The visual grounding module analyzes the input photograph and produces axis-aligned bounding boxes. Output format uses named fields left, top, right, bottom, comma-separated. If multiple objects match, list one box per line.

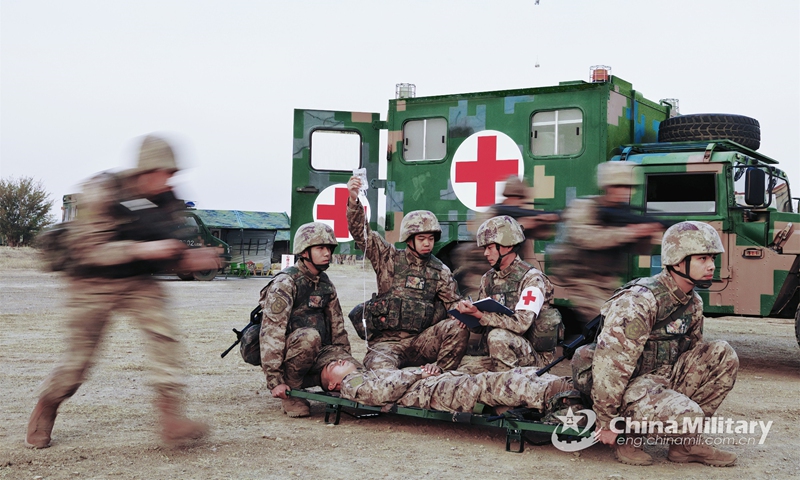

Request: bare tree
left=0, top=176, right=56, bottom=247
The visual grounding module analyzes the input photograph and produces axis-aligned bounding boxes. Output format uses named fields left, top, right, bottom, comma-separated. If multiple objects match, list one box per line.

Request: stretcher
left=287, top=389, right=592, bottom=453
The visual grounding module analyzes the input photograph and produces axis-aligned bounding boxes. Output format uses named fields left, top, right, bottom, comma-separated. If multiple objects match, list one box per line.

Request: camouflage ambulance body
left=289, top=74, right=800, bottom=342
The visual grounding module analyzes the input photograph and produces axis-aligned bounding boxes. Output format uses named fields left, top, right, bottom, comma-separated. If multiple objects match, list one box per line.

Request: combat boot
left=614, top=442, right=653, bottom=466
left=281, top=396, right=310, bottom=418
left=25, top=399, right=61, bottom=449
left=157, top=396, right=209, bottom=445
left=668, top=441, right=737, bottom=467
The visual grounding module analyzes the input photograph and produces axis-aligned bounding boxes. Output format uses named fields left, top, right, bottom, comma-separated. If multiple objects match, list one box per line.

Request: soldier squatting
left=27, top=156, right=741, bottom=468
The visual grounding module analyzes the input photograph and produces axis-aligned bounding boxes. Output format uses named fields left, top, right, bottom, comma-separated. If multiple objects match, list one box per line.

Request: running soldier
left=260, top=222, right=358, bottom=418
left=548, top=161, right=663, bottom=326
left=588, top=221, right=739, bottom=466
left=454, top=216, right=562, bottom=370
left=26, top=135, right=221, bottom=448
left=346, top=176, right=467, bottom=371
left=320, top=358, right=573, bottom=414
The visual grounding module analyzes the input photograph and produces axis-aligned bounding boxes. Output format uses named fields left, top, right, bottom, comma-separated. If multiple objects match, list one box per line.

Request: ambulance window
left=531, top=109, right=583, bottom=156
left=310, top=130, right=362, bottom=171
left=646, top=173, right=717, bottom=214
left=403, top=118, right=447, bottom=161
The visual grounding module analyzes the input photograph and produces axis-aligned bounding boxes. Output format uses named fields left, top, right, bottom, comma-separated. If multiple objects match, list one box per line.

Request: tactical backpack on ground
left=220, top=305, right=263, bottom=366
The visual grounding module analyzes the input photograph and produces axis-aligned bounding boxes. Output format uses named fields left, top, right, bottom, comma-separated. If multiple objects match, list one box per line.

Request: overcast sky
left=2, top=0, right=798, bottom=219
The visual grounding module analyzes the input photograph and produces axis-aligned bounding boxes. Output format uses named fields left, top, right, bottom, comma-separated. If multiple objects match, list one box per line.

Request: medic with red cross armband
left=454, top=216, right=563, bottom=371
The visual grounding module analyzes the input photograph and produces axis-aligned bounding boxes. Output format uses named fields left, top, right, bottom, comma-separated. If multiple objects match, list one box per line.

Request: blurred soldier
left=26, top=135, right=221, bottom=449
left=320, top=358, right=573, bottom=414
left=346, top=176, right=467, bottom=371
left=260, top=222, right=359, bottom=418
left=454, top=216, right=562, bottom=371
left=453, top=176, right=559, bottom=298
left=589, top=221, right=739, bottom=466
left=548, top=161, right=663, bottom=326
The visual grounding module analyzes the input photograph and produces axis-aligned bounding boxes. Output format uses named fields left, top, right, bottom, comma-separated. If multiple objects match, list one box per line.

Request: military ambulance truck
left=289, top=69, right=800, bottom=346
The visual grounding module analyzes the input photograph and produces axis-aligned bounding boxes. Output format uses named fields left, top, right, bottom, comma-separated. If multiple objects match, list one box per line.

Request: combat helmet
left=597, top=161, right=639, bottom=188
left=136, top=135, right=178, bottom=174
left=477, top=216, right=525, bottom=247
left=502, top=176, right=528, bottom=199
left=399, top=210, right=442, bottom=243
left=293, top=222, right=338, bottom=255
left=661, top=221, right=724, bottom=288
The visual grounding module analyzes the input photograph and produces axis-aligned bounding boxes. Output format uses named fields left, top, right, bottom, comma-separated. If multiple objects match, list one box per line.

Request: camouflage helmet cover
left=293, top=222, right=338, bottom=254
left=502, top=176, right=528, bottom=198
left=597, top=161, right=639, bottom=188
left=399, top=210, right=442, bottom=242
left=136, top=135, right=179, bottom=174
left=661, top=221, right=724, bottom=266
left=477, top=215, right=525, bottom=247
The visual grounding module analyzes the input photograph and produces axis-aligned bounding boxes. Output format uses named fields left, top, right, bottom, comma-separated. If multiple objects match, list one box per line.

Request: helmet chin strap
left=491, top=245, right=518, bottom=271
left=299, top=247, right=333, bottom=272
left=668, top=256, right=712, bottom=289
left=407, top=237, right=431, bottom=260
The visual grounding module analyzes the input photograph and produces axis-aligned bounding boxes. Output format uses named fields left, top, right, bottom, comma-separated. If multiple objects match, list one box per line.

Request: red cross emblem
left=313, top=184, right=370, bottom=241
left=522, top=290, right=537, bottom=305
left=450, top=130, right=523, bottom=211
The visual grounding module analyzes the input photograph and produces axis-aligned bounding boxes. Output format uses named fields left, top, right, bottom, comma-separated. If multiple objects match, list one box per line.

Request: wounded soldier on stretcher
left=319, top=358, right=574, bottom=414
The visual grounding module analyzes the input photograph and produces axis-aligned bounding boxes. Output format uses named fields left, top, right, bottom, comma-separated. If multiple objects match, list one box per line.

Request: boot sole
left=24, top=440, right=51, bottom=449
left=668, top=455, right=736, bottom=467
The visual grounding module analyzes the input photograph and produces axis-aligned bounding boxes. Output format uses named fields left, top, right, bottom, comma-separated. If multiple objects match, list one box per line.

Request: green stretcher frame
left=288, top=389, right=592, bottom=453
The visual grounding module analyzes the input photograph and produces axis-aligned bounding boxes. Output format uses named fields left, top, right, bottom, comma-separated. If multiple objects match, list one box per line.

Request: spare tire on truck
left=658, top=113, right=761, bottom=151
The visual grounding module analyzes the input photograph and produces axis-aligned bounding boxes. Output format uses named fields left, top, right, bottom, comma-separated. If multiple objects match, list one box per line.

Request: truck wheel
left=657, top=113, right=760, bottom=151
left=176, top=273, right=194, bottom=281
left=192, top=269, right=218, bottom=281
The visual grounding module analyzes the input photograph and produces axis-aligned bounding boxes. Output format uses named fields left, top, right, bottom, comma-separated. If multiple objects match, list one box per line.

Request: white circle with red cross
left=450, top=130, right=524, bottom=212
left=313, top=184, right=371, bottom=242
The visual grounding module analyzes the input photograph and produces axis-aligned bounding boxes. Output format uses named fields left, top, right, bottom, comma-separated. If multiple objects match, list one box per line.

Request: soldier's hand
left=595, top=428, right=618, bottom=445
left=631, top=223, right=661, bottom=238
left=136, top=239, right=186, bottom=261
left=179, top=247, right=222, bottom=272
left=347, top=176, right=361, bottom=203
left=271, top=384, right=290, bottom=399
left=419, top=363, right=442, bottom=378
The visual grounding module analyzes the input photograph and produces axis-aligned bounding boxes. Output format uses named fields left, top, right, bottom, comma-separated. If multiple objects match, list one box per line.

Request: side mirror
left=744, top=168, right=766, bottom=206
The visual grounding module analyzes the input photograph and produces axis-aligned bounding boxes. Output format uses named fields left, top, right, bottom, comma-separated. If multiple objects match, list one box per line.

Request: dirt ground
left=1, top=246, right=799, bottom=480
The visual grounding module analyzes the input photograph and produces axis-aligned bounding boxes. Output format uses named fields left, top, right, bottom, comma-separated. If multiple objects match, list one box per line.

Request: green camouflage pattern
left=661, top=221, right=725, bottom=266
left=476, top=215, right=525, bottom=247
left=293, top=222, right=337, bottom=254
left=290, top=74, right=800, bottom=322
left=596, top=160, right=639, bottom=187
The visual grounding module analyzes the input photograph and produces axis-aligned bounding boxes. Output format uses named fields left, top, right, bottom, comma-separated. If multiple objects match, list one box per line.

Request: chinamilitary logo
left=551, top=407, right=599, bottom=452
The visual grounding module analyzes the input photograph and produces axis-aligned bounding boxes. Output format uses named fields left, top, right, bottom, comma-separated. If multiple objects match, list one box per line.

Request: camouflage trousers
left=283, top=327, right=360, bottom=389
left=486, top=328, right=553, bottom=371
left=364, top=319, right=469, bottom=371
left=37, top=276, right=186, bottom=404
left=619, top=340, right=739, bottom=426
left=400, top=368, right=573, bottom=413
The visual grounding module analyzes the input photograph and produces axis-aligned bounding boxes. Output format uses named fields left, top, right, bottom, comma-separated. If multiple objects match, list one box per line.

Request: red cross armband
left=515, top=286, right=545, bottom=315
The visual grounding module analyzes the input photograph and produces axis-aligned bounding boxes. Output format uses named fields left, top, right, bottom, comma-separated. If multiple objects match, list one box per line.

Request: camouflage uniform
left=36, top=172, right=189, bottom=405
left=347, top=200, right=467, bottom=370
left=591, top=269, right=739, bottom=431
left=548, top=197, right=653, bottom=324
left=476, top=256, right=558, bottom=370
left=340, top=367, right=572, bottom=413
left=259, top=260, right=356, bottom=391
